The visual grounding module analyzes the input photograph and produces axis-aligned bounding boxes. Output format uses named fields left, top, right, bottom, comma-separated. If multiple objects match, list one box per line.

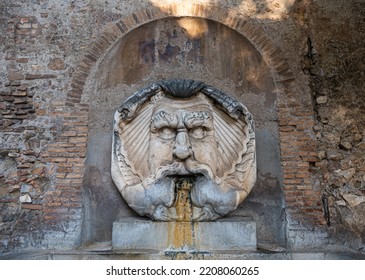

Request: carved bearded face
left=148, top=94, right=218, bottom=178
left=112, top=81, right=256, bottom=221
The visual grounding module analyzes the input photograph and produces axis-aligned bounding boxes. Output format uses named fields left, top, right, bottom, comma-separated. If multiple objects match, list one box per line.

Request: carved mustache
left=154, top=158, right=215, bottom=181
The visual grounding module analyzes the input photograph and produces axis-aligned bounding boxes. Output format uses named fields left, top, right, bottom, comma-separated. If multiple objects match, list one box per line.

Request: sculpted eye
left=159, top=127, right=176, bottom=140
left=189, top=127, right=206, bottom=139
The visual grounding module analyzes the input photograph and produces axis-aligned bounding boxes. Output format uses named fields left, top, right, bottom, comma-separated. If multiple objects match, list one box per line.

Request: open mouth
left=152, top=163, right=214, bottom=221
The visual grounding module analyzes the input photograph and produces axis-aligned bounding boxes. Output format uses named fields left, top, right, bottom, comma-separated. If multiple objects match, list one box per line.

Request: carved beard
left=122, top=158, right=240, bottom=221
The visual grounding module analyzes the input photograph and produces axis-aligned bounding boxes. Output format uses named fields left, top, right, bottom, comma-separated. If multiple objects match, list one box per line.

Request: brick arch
left=67, top=4, right=295, bottom=104
left=45, top=3, right=324, bottom=241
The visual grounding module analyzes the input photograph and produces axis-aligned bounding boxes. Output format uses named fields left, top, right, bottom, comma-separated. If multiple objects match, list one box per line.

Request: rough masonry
left=0, top=0, right=364, bottom=256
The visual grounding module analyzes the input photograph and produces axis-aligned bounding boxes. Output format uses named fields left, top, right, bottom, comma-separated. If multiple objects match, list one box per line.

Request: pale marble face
left=148, top=95, right=218, bottom=178
left=112, top=81, right=256, bottom=221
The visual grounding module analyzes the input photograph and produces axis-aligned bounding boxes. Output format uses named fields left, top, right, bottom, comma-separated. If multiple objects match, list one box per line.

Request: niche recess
left=81, top=17, right=285, bottom=248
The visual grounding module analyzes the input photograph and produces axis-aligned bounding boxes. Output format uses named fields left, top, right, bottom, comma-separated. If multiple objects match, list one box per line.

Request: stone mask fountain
left=111, top=80, right=257, bottom=252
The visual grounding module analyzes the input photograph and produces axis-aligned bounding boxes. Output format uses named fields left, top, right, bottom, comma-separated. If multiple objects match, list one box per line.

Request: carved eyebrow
left=151, top=110, right=178, bottom=129
left=184, top=111, right=213, bottom=129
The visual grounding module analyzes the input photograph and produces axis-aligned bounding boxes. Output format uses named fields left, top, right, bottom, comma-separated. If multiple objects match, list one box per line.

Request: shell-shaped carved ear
left=213, top=108, right=251, bottom=178
left=117, top=102, right=154, bottom=180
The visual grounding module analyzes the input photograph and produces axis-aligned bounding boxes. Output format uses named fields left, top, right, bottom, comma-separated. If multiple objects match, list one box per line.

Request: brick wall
left=2, top=0, right=362, bottom=254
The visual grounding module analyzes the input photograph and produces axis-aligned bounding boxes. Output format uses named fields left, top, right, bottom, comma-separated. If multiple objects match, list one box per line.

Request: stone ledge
left=1, top=248, right=364, bottom=260
left=112, top=217, right=257, bottom=252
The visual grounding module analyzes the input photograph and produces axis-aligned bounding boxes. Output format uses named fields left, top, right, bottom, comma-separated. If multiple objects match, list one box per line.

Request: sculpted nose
left=173, top=130, right=192, bottom=160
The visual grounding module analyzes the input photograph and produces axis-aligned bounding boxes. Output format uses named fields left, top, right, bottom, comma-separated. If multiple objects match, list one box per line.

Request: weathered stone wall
left=0, top=0, right=364, bottom=255
left=300, top=0, right=365, bottom=250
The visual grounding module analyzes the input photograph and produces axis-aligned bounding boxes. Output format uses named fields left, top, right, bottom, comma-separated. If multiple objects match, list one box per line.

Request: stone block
left=194, top=217, right=257, bottom=251
left=112, top=217, right=256, bottom=252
